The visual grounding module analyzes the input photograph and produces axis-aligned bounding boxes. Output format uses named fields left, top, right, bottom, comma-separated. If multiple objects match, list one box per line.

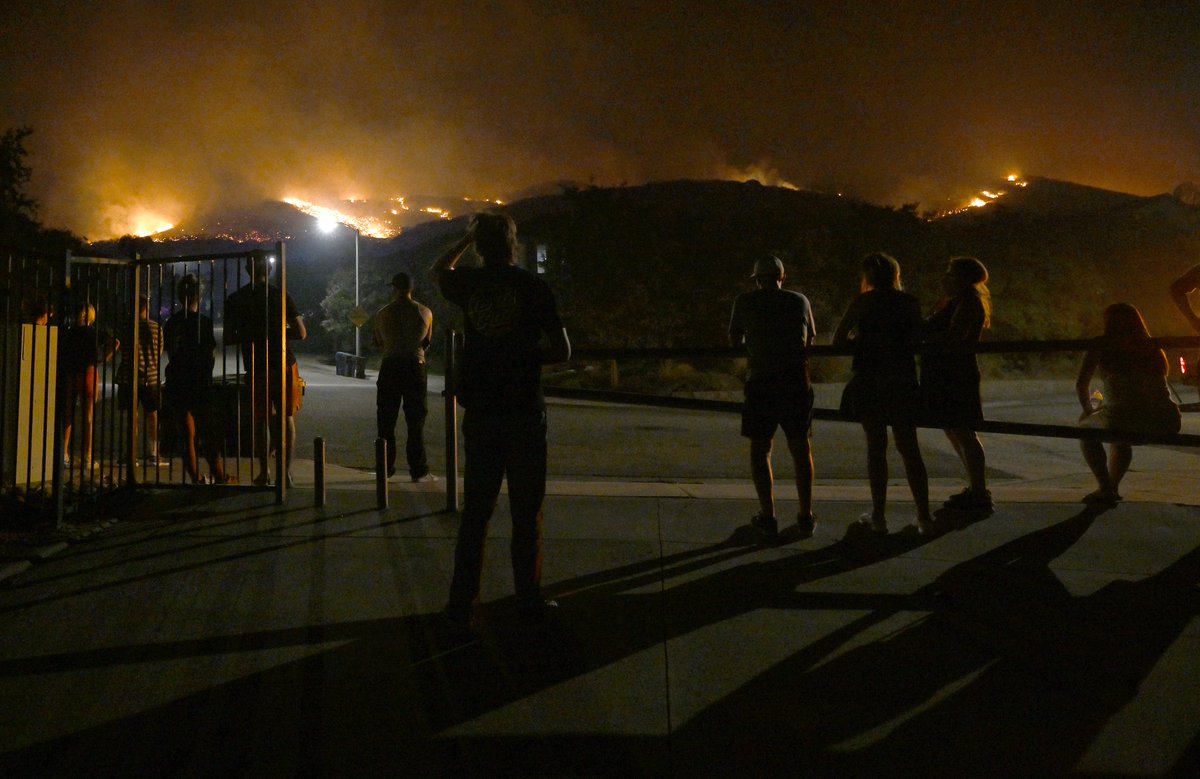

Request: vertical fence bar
left=128, top=261, right=142, bottom=483
left=443, top=329, right=459, bottom=513
left=375, top=437, right=388, bottom=509
left=275, top=242, right=286, bottom=505
left=314, top=436, right=326, bottom=507
left=53, top=251, right=70, bottom=528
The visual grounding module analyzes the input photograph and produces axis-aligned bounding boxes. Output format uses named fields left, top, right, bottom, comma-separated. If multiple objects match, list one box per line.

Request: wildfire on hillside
left=939, top=173, right=1029, bottom=217
left=283, top=197, right=401, bottom=238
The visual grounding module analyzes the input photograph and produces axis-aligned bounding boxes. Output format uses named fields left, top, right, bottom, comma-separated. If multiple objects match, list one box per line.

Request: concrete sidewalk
left=0, top=476, right=1198, bottom=777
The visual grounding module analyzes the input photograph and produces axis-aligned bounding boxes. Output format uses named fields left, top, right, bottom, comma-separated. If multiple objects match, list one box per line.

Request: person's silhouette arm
left=429, top=223, right=476, bottom=285
left=727, top=298, right=744, bottom=347
left=287, top=312, right=307, bottom=341
left=1170, top=265, right=1200, bottom=333
left=832, top=296, right=864, bottom=346
left=1076, top=349, right=1101, bottom=416
left=542, top=327, right=571, bottom=365
left=420, top=307, right=433, bottom=351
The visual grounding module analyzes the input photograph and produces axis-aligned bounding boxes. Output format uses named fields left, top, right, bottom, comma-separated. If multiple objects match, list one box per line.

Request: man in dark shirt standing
left=224, top=251, right=307, bottom=487
left=432, top=212, right=570, bottom=628
left=729, top=255, right=817, bottom=541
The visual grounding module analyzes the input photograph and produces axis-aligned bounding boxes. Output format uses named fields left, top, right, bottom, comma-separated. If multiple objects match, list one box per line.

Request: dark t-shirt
left=163, top=310, right=217, bottom=390
left=224, top=283, right=299, bottom=370
left=849, top=289, right=922, bottom=379
left=58, top=325, right=112, bottom=374
left=438, top=265, right=563, bottom=413
left=729, top=287, right=815, bottom=382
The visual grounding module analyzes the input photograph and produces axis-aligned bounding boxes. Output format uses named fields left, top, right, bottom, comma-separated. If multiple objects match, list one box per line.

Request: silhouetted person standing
left=432, top=212, right=570, bottom=628
left=834, top=253, right=933, bottom=535
left=163, top=273, right=229, bottom=485
left=922, top=257, right=992, bottom=510
left=117, top=297, right=165, bottom=466
left=728, top=255, right=817, bottom=541
left=224, top=252, right=306, bottom=486
left=60, top=302, right=118, bottom=471
left=373, top=272, right=435, bottom=482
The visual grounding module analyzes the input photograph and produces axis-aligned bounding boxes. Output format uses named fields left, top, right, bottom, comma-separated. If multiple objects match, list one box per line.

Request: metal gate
left=1, top=243, right=294, bottom=529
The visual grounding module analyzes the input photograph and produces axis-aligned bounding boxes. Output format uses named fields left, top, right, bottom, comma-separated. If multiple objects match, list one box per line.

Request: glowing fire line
left=283, top=197, right=399, bottom=238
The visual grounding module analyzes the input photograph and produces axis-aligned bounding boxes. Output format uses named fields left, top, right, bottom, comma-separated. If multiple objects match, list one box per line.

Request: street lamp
left=318, top=216, right=362, bottom=358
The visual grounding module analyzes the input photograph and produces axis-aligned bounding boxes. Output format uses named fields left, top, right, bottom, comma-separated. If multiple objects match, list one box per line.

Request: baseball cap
left=751, top=256, right=785, bottom=278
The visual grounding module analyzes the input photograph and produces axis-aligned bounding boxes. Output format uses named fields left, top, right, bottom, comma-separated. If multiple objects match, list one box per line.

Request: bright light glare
left=318, top=215, right=338, bottom=233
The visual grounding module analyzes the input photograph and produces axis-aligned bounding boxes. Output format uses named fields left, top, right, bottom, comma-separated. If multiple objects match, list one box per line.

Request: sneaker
left=944, top=488, right=994, bottom=510
left=516, top=598, right=559, bottom=621
left=856, top=513, right=888, bottom=535
left=750, top=513, right=780, bottom=541
left=143, top=455, right=171, bottom=468
left=796, top=513, right=817, bottom=539
left=412, top=473, right=440, bottom=483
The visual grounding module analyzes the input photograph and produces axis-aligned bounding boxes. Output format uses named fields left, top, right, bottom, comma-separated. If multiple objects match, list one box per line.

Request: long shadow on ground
left=1, top=504, right=1196, bottom=776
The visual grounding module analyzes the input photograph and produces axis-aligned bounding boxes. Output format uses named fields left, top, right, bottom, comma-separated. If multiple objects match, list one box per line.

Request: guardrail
left=439, top=333, right=1200, bottom=510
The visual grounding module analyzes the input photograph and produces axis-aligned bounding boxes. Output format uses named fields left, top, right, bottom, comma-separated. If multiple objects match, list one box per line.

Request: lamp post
left=319, top=217, right=362, bottom=357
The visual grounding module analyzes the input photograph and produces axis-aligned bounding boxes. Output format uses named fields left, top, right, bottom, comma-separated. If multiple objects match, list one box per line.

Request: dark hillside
left=933, top=178, right=1200, bottom=339
left=404, top=181, right=942, bottom=349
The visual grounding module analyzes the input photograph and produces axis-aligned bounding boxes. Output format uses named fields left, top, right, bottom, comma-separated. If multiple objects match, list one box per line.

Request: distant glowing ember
left=944, top=173, right=1030, bottom=215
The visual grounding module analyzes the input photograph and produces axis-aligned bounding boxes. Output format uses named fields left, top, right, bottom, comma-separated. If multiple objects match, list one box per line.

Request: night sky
left=2, top=0, right=1198, bottom=238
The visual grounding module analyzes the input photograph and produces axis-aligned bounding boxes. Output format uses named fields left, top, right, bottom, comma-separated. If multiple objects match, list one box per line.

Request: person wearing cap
left=372, top=272, right=435, bottom=482
left=728, top=254, right=818, bottom=541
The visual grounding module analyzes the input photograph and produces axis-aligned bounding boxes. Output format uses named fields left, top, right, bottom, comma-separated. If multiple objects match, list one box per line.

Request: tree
left=1, top=126, right=40, bottom=246
left=0, top=126, right=82, bottom=252
left=0, top=126, right=37, bottom=218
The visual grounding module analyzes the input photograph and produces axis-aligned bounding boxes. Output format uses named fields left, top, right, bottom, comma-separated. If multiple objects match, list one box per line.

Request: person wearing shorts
left=224, top=252, right=307, bottom=486
left=729, top=255, right=817, bottom=541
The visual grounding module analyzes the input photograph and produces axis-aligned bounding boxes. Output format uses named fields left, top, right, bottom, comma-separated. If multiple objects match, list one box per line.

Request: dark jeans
left=376, top=356, right=428, bottom=478
left=448, top=409, right=548, bottom=611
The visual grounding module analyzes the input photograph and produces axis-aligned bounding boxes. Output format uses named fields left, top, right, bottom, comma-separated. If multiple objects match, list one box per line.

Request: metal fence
left=437, top=334, right=1200, bottom=509
left=1, top=244, right=293, bottom=528
left=548, top=339, right=1200, bottom=445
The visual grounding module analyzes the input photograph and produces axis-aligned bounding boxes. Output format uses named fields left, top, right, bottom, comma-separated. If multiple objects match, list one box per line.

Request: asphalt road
left=297, top=357, right=1200, bottom=485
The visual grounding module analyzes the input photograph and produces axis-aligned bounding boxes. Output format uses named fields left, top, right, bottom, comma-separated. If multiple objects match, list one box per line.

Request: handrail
left=567, top=335, right=1200, bottom=361
left=540, top=385, right=1200, bottom=447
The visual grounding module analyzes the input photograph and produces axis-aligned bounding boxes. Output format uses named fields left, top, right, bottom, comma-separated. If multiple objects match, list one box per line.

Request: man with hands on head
left=431, top=213, right=570, bottom=630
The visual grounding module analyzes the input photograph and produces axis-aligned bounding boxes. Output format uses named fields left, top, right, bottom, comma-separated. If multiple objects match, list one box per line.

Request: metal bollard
left=314, top=437, right=326, bottom=507
left=375, top=437, right=388, bottom=510
left=444, top=329, right=460, bottom=513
